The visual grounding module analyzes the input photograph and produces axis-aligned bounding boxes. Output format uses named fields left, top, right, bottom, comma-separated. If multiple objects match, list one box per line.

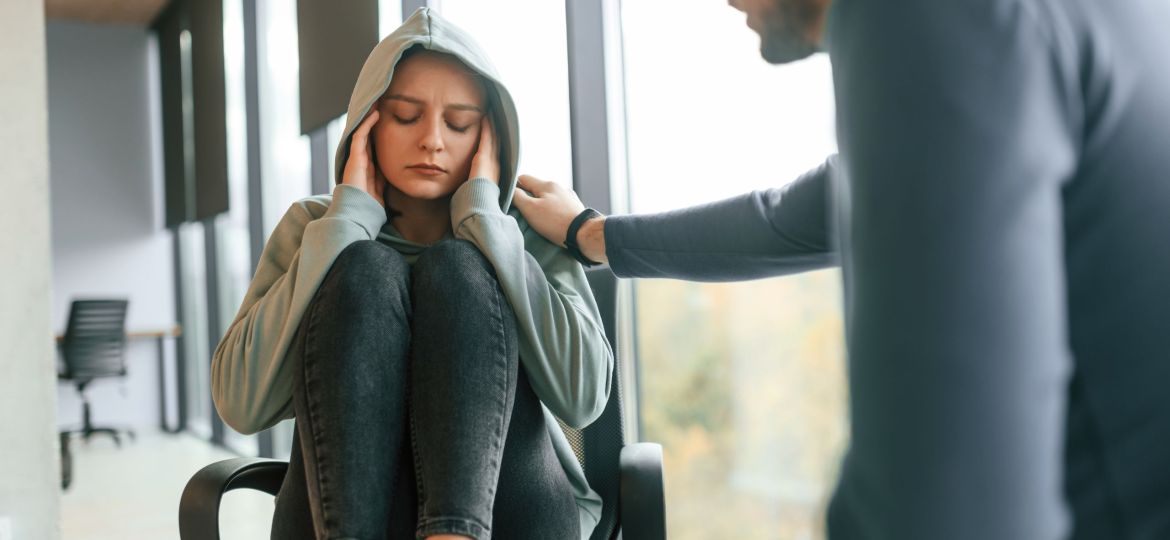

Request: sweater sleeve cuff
left=325, top=184, right=387, bottom=239
left=450, top=177, right=502, bottom=230
left=602, top=214, right=630, bottom=277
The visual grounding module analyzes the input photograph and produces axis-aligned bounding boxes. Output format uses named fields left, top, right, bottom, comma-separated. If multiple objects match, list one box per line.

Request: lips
left=407, top=163, right=446, bottom=172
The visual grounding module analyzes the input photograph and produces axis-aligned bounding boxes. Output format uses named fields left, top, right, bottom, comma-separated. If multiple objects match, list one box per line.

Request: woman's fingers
left=480, top=115, right=495, bottom=151
left=360, top=108, right=380, bottom=132
left=345, top=110, right=379, bottom=172
left=469, top=115, right=500, bottom=184
left=350, top=110, right=379, bottom=154
left=341, top=109, right=385, bottom=208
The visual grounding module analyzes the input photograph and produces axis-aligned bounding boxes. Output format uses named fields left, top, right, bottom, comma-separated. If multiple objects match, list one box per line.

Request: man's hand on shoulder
left=512, top=174, right=608, bottom=265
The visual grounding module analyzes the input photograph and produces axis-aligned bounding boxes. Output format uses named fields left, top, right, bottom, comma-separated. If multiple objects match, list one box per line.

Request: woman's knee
left=411, top=239, right=498, bottom=302
left=299, top=241, right=412, bottom=389
left=409, top=240, right=518, bottom=368
left=317, top=240, right=411, bottom=318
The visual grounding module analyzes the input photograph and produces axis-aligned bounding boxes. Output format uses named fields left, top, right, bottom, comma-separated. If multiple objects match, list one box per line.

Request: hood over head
left=334, top=7, right=520, bottom=213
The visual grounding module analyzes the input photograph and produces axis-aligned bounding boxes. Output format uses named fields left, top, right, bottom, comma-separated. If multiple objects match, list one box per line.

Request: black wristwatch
left=564, top=208, right=603, bottom=267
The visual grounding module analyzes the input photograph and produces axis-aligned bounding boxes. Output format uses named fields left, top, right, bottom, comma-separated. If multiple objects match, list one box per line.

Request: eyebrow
left=385, top=93, right=483, bottom=113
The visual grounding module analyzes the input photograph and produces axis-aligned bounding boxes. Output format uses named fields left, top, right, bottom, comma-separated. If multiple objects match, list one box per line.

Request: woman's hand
left=341, top=109, right=387, bottom=208
left=512, top=174, right=608, bottom=264
left=468, top=116, right=499, bottom=185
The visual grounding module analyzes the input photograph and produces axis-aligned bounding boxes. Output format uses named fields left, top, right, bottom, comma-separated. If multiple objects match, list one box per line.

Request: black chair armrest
left=179, top=457, right=289, bottom=540
left=619, top=442, right=666, bottom=540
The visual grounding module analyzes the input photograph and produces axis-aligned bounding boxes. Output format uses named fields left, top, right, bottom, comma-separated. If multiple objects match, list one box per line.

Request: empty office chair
left=58, top=299, right=137, bottom=448
left=179, top=269, right=666, bottom=539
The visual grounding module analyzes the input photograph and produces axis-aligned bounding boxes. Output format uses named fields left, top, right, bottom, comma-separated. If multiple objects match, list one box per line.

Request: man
left=511, top=0, right=1170, bottom=538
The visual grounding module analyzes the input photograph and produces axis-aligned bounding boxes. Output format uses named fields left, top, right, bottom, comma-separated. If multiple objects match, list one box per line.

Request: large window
left=435, top=0, right=574, bottom=187
left=252, top=0, right=317, bottom=458
left=257, top=0, right=312, bottom=238
left=217, top=0, right=259, bottom=457
left=621, top=2, right=847, bottom=538
left=177, top=221, right=213, bottom=439
left=169, top=0, right=847, bottom=534
left=220, top=0, right=251, bottom=330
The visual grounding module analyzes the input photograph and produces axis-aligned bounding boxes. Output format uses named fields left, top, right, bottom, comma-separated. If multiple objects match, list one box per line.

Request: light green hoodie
left=210, top=8, right=610, bottom=537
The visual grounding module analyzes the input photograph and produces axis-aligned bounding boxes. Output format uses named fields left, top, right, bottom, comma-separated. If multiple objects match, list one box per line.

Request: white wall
left=0, top=0, right=61, bottom=537
left=46, top=20, right=177, bottom=431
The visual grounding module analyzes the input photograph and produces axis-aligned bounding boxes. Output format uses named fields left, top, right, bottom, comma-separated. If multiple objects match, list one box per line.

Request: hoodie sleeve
left=211, top=184, right=388, bottom=434
left=451, top=177, right=614, bottom=429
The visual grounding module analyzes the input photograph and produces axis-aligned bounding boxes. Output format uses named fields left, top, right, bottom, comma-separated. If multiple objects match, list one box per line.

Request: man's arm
left=513, top=157, right=839, bottom=282
left=825, top=0, right=1077, bottom=538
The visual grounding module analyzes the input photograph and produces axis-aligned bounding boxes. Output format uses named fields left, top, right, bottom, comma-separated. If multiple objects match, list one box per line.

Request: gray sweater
left=606, top=0, right=1170, bottom=538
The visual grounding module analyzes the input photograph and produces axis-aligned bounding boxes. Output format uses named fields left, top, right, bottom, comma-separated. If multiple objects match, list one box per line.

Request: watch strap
left=564, top=208, right=603, bottom=267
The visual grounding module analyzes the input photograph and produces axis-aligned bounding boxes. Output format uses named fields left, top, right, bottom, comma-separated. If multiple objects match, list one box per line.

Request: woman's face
left=371, top=50, right=487, bottom=201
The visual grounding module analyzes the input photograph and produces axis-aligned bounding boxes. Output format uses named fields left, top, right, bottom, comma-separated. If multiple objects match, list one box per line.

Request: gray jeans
left=270, top=239, right=580, bottom=540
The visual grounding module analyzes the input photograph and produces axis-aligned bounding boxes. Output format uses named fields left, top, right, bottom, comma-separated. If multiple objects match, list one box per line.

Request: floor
left=60, top=429, right=275, bottom=539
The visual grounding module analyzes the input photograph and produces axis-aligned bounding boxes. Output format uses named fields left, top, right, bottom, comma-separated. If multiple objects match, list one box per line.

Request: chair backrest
left=61, top=299, right=129, bottom=381
left=577, top=269, right=627, bottom=540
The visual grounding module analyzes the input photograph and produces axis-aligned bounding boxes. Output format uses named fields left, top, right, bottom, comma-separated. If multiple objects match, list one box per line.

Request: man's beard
left=757, top=0, right=823, bottom=64
left=759, top=31, right=819, bottom=64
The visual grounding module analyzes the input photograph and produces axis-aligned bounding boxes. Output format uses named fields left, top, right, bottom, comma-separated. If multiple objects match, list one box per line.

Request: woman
left=210, top=8, right=612, bottom=540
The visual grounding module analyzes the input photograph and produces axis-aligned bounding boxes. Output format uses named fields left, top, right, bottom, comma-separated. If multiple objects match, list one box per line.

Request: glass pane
left=220, top=0, right=252, bottom=342
left=211, top=0, right=260, bottom=458
left=271, top=418, right=297, bottom=461
left=621, top=1, right=846, bottom=538
left=379, top=0, right=403, bottom=40
left=326, top=113, right=346, bottom=186
left=258, top=0, right=311, bottom=238
left=177, top=222, right=212, bottom=439
left=435, top=0, right=574, bottom=187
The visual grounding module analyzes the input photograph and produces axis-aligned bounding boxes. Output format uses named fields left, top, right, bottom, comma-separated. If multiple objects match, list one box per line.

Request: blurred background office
left=2, top=0, right=845, bottom=538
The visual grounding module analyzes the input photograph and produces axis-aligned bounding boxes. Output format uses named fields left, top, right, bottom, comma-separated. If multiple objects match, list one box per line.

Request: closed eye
left=394, top=115, right=471, bottom=134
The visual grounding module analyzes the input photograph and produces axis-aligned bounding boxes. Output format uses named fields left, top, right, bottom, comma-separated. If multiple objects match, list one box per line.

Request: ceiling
left=45, top=0, right=171, bottom=26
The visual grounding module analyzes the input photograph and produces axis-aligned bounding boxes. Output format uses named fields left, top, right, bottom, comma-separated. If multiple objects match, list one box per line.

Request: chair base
left=60, top=432, right=73, bottom=490
left=59, top=425, right=137, bottom=447
left=57, top=426, right=136, bottom=491
left=62, top=395, right=137, bottom=446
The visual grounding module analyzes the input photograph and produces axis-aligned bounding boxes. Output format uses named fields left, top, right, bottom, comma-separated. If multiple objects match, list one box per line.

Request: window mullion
left=565, top=0, right=640, bottom=442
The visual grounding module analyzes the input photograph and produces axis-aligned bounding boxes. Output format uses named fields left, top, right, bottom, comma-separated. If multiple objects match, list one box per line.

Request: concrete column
left=0, top=0, right=61, bottom=538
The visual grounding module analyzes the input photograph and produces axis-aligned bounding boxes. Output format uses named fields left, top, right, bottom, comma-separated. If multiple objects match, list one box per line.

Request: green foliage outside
left=636, top=270, right=849, bottom=539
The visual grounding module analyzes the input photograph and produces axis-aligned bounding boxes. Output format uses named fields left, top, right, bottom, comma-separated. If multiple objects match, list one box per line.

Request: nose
left=418, top=116, right=444, bottom=153
left=728, top=0, right=744, bottom=12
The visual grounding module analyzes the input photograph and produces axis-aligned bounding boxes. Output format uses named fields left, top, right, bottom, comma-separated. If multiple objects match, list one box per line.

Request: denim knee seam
left=408, top=382, right=425, bottom=519
left=415, top=516, right=490, bottom=540
left=486, top=281, right=510, bottom=502
left=302, top=300, right=338, bottom=535
left=411, top=252, right=516, bottom=535
left=284, top=244, right=418, bottom=540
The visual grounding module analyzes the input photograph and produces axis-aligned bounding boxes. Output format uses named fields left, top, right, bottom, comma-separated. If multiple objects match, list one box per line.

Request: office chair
left=179, top=269, right=666, bottom=539
left=58, top=299, right=137, bottom=447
